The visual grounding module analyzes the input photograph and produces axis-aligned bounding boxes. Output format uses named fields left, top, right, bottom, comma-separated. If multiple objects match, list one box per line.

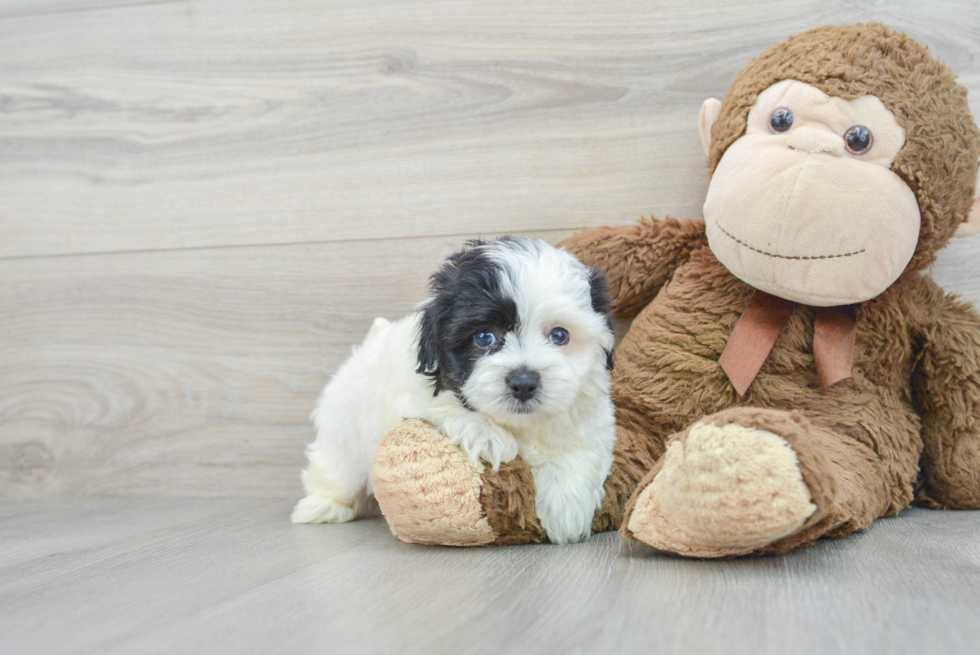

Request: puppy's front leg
left=531, top=451, right=609, bottom=545
left=441, top=410, right=519, bottom=471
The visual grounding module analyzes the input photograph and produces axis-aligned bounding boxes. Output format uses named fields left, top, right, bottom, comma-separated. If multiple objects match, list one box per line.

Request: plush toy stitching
left=717, top=224, right=866, bottom=260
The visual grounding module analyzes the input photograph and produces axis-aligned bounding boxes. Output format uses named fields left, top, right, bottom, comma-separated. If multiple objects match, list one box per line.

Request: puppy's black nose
left=506, top=367, right=540, bottom=402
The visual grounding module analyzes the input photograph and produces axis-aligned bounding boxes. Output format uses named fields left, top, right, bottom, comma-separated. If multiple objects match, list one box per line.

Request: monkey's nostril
left=506, top=367, right=540, bottom=402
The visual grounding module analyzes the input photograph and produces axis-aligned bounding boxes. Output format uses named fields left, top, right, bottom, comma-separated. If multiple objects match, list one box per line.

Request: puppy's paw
left=291, top=494, right=357, bottom=524
left=541, top=514, right=592, bottom=545
left=536, top=491, right=595, bottom=545
left=446, top=417, right=519, bottom=471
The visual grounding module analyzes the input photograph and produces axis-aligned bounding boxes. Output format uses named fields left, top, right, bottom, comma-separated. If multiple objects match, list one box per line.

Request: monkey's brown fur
left=374, top=24, right=980, bottom=554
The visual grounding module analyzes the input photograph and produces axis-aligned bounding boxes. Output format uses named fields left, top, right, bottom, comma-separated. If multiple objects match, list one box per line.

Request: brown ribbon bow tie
left=719, top=290, right=858, bottom=396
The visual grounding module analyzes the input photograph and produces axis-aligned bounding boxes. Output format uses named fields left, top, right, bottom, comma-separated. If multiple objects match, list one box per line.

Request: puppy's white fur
left=292, top=239, right=615, bottom=545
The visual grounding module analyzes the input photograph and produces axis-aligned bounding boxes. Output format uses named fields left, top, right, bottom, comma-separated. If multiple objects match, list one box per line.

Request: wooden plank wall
left=2, top=0, right=978, bottom=498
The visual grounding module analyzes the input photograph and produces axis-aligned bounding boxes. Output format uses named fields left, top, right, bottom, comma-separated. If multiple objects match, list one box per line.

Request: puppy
left=291, top=237, right=616, bottom=544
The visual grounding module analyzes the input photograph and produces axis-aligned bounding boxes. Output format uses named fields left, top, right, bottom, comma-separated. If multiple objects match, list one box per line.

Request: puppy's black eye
left=769, top=107, right=793, bottom=133
left=843, top=125, right=873, bottom=154
left=549, top=327, right=569, bottom=346
left=473, top=330, right=496, bottom=349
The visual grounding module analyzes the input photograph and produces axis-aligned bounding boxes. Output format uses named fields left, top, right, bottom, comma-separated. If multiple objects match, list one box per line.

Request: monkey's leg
left=621, top=407, right=900, bottom=557
left=913, top=291, right=980, bottom=510
left=919, top=427, right=980, bottom=510
left=373, top=419, right=657, bottom=545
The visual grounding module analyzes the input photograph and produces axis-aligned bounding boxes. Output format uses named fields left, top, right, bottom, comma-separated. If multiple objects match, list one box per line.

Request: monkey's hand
left=558, top=217, right=707, bottom=319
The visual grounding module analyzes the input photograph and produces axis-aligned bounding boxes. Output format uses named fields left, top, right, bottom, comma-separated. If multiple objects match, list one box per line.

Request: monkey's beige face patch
left=703, top=80, right=921, bottom=306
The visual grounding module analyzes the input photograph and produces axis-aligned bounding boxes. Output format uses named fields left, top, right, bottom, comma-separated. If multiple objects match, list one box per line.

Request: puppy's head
left=417, top=237, right=614, bottom=424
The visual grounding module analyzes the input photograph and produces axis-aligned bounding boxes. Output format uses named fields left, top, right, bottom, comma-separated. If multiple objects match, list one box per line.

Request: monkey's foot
left=623, top=408, right=835, bottom=557
left=373, top=419, right=545, bottom=546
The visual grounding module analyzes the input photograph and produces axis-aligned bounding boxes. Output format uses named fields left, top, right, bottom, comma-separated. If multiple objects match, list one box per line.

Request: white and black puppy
left=291, top=237, right=616, bottom=544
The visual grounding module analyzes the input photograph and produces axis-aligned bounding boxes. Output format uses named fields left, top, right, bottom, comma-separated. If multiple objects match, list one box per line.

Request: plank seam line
left=0, top=0, right=189, bottom=21
left=0, top=227, right=584, bottom=262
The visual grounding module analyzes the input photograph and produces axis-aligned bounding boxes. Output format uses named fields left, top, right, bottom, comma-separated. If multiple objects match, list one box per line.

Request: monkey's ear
left=699, top=98, right=722, bottom=157
left=953, top=167, right=980, bottom=238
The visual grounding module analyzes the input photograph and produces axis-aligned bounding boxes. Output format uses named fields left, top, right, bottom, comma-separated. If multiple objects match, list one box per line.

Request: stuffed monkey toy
left=371, top=23, right=980, bottom=556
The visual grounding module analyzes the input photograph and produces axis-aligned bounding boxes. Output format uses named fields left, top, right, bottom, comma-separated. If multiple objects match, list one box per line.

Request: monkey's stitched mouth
left=716, top=224, right=866, bottom=261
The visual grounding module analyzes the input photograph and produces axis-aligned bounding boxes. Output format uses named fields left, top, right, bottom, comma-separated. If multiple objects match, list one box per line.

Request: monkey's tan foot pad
left=623, top=411, right=820, bottom=558
left=372, top=419, right=497, bottom=546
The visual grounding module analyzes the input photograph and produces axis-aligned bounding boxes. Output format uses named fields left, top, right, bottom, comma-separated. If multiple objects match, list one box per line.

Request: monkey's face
left=703, top=80, right=921, bottom=306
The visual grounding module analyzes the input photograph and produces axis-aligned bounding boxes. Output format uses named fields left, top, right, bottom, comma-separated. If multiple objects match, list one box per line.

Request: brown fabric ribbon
left=719, top=290, right=857, bottom=396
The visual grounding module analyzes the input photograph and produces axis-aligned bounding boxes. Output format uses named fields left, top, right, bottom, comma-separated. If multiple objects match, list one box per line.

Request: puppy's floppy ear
left=588, top=267, right=615, bottom=370
left=588, top=267, right=613, bottom=320
left=415, top=300, right=442, bottom=393
left=415, top=246, right=473, bottom=393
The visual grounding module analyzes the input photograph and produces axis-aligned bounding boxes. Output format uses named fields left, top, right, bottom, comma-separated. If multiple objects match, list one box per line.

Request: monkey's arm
left=558, top=217, right=707, bottom=319
left=912, top=288, right=980, bottom=509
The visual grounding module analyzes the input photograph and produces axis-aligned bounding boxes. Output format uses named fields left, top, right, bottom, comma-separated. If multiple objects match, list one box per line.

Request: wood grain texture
left=1, top=0, right=978, bottom=258
left=0, top=230, right=575, bottom=498
left=1, top=0, right=980, bottom=499
left=1, top=499, right=979, bottom=655
left=2, top=237, right=976, bottom=500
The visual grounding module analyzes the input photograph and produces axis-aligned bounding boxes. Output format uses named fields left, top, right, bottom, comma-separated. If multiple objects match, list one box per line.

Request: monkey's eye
left=473, top=330, right=496, bottom=350
left=843, top=125, right=873, bottom=154
left=549, top=327, right=569, bottom=346
left=769, top=107, right=794, bottom=133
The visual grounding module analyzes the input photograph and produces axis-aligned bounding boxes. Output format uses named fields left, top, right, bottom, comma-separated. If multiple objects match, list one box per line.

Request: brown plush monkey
left=371, top=23, right=980, bottom=556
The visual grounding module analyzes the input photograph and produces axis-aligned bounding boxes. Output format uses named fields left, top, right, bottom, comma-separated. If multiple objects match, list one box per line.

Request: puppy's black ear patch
left=416, top=242, right=490, bottom=395
left=588, top=267, right=613, bottom=322
left=415, top=301, right=442, bottom=394
left=589, top=267, right=615, bottom=371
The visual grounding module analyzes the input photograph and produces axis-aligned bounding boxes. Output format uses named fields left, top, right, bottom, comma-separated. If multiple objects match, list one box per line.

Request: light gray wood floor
left=2, top=499, right=979, bottom=655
